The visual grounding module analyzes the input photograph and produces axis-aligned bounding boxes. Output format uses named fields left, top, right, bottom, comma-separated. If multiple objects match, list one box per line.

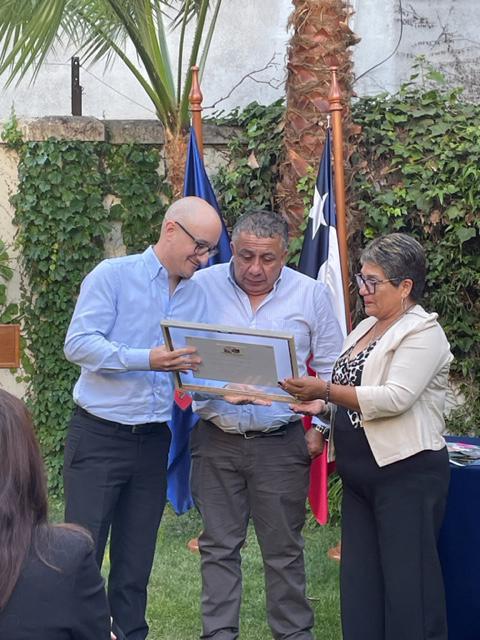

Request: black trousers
left=334, top=409, right=450, bottom=640
left=191, top=419, right=314, bottom=640
left=63, top=409, right=171, bottom=640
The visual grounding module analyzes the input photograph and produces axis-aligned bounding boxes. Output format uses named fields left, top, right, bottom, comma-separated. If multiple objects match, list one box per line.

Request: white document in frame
left=186, top=336, right=279, bottom=387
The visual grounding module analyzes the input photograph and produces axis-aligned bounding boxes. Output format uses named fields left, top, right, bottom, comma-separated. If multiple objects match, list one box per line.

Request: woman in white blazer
left=281, top=233, right=452, bottom=640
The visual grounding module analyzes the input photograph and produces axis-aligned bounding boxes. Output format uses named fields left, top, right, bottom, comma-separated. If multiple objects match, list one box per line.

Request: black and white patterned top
left=331, top=340, right=378, bottom=428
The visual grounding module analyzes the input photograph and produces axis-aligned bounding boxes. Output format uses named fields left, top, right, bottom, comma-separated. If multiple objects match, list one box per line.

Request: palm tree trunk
left=164, top=128, right=189, bottom=200
left=277, top=0, right=359, bottom=232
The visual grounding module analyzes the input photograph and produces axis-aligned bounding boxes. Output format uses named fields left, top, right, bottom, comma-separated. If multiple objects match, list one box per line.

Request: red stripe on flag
left=174, top=389, right=192, bottom=411
left=303, top=357, right=335, bottom=525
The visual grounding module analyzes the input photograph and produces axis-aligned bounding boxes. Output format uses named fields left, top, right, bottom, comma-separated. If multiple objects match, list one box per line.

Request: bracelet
left=324, top=380, right=331, bottom=404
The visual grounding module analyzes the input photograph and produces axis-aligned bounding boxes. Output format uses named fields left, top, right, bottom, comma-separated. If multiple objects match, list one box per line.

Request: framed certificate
left=161, top=319, right=299, bottom=403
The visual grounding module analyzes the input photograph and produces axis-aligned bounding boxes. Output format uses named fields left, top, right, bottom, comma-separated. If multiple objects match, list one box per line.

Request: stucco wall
left=351, top=0, right=480, bottom=100
left=0, top=145, right=22, bottom=395
left=0, top=0, right=478, bottom=122
left=0, top=0, right=291, bottom=120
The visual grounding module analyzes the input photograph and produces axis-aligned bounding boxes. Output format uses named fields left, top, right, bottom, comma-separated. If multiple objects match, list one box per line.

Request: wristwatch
left=312, top=423, right=330, bottom=439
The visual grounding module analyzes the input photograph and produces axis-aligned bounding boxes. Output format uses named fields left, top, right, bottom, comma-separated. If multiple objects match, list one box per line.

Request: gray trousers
left=190, top=419, right=314, bottom=640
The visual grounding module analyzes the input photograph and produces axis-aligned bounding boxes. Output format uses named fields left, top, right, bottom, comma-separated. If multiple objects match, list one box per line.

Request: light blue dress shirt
left=192, top=261, right=343, bottom=433
left=64, top=246, right=207, bottom=424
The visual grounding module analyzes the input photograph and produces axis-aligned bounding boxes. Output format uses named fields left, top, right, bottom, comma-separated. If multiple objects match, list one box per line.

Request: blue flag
left=167, top=128, right=232, bottom=514
left=183, top=128, right=232, bottom=264
left=298, top=128, right=347, bottom=336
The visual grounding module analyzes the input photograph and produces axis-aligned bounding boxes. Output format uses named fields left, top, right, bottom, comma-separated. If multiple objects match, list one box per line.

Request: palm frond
left=0, top=0, right=69, bottom=85
left=178, top=0, right=221, bottom=128
left=0, top=0, right=223, bottom=133
left=170, top=0, right=206, bottom=30
left=176, top=0, right=192, bottom=104
left=197, top=0, right=221, bottom=79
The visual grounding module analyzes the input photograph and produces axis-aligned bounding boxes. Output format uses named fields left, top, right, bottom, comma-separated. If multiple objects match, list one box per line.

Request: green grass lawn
left=144, top=506, right=341, bottom=640
left=51, top=499, right=342, bottom=639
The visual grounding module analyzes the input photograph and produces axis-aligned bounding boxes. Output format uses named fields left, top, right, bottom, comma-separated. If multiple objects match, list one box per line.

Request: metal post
left=71, top=57, right=82, bottom=116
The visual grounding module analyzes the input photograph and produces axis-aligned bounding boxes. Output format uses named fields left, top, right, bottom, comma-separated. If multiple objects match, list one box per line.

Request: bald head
left=163, top=196, right=221, bottom=233
left=154, top=196, right=223, bottom=281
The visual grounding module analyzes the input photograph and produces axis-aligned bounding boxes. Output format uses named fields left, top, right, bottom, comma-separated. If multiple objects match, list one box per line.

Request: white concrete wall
left=0, top=0, right=292, bottom=120
left=351, top=0, right=480, bottom=100
left=1, top=0, right=478, bottom=121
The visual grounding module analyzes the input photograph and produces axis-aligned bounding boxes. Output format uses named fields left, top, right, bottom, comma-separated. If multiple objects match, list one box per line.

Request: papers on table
left=447, top=441, right=480, bottom=466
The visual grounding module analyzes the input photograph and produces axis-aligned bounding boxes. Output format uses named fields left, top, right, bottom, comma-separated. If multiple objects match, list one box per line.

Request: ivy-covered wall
left=212, top=87, right=479, bottom=436
left=350, top=70, right=479, bottom=435
left=1, top=77, right=479, bottom=491
left=0, top=117, right=239, bottom=490
left=1, top=131, right=170, bottom=488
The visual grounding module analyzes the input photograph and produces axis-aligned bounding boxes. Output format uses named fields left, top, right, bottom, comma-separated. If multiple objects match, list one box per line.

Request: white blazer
left=329, top=305, right=453, bottom=467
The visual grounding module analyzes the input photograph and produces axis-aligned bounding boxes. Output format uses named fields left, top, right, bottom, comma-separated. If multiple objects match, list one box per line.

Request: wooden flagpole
left=186, top=65, right=203, bottom=555
left=189, top=65, right=204, bottom=159
left=327, top=67, right=351, bottom=563
left=328, top=67, right=352, bottom=332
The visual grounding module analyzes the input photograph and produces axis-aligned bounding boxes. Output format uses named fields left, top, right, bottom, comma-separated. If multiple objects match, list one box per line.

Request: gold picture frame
left=161, top=319, right=299, bottom=403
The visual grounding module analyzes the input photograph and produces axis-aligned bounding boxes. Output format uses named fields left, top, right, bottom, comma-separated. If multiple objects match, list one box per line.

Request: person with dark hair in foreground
left=0, top=389, right=112, bottom=640
left=281, top=233, right=452, bottom=640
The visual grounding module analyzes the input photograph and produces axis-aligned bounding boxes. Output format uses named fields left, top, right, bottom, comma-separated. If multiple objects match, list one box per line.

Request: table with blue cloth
left=438, top=436, right=480, bottom=640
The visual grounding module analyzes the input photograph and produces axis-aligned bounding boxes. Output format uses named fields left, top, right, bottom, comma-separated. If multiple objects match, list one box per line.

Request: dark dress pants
left=63, top=410, right=171, bottom=640
left=334, top=410, right=450, bottom=640
left=190, top=419, right=314, bottom=640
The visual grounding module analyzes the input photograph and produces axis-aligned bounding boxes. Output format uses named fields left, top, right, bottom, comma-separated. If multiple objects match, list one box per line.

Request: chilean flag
left=298, top=128, right=347, bottom=524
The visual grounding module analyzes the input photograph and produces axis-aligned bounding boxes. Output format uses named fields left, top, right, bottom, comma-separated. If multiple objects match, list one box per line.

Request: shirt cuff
left=312, top=414, right=330, bottom=427
left=124, top=348, right=152, bottom=371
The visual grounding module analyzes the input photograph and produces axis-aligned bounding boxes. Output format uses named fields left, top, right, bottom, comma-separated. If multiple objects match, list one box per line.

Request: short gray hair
left=361, top=233, right=426, bottom=300
left=232, top=210, right=289, bottom=250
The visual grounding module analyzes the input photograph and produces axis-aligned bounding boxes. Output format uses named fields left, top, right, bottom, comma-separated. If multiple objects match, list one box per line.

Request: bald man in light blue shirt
left=63, top=196, right=221, bottom=640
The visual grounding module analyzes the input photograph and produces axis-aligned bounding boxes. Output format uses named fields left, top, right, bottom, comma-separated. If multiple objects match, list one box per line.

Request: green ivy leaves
left=351, top=68, right=480, bottom=434
left=211, top=100, right=285, bottom=230
left=10, top=140, right=109, bottom=490
left=104, top=143, right=170, bottom=253
left=5, top=130, right=169, bottom=491
left=0, top=239, right=18, bottom=323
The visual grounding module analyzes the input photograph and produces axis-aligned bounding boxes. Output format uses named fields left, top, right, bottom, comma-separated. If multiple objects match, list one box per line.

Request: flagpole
left=189, top=65, right=204, bottom=159
left=184, top=64, right=204, bottom=554
left=328, top=67, right=351, bottom=332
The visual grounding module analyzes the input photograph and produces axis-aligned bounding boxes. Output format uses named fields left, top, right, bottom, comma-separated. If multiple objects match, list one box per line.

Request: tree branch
left=203, top=53, right=282, bottom=110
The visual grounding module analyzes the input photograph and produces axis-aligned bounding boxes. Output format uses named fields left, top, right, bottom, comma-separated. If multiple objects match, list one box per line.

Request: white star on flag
left=298, top=128, right=347, bottom=338
left=308, top=190, right=328, bottom=239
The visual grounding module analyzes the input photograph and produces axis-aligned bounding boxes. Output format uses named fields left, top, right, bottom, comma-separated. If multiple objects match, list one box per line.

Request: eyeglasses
left=354, top=273, right=404, bottom=295
left=175, top=221, right=219, bottom=258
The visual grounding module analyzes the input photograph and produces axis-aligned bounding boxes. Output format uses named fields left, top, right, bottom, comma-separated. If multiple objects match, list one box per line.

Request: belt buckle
left=243, top=430, right=258, bottom=439
left=131, top=424, right=143, bottom=434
